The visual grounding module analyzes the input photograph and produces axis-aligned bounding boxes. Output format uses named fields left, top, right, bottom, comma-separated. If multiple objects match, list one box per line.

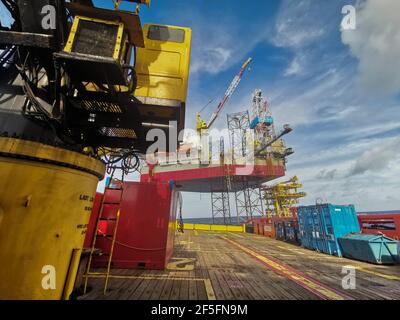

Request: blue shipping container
left=284, top=222, right=300, bottom=244
left=275, top=222, right=285, bottom=240
left=297, top=204, right=360, bottom=257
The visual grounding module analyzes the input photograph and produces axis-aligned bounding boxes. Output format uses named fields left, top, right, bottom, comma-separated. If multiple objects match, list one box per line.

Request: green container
left=338, top=233, right=399, bottom=264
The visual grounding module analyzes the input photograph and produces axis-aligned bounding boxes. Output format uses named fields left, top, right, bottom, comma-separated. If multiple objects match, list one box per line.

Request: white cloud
left=341, top=0, right=400, bottom=95
left=285, top=136, right=400, bottom=211
left=272, top=0, right=327, bottom=49
left=349, top=137, right=400, bottom=176
left=181, top=3, right=275, bottom=77
left=271, top=68, right=352, bottom=126
left=316, top=169, right=338, bottom=181
left=284, top=56, right=303, bottom=76
left=190, top=47, right=232, bottom=75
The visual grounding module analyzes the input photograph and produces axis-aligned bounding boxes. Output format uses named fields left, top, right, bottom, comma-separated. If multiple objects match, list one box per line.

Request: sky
left=2, top=0, right=399, bottom=217
left=135, top=0, right=400, bottom=218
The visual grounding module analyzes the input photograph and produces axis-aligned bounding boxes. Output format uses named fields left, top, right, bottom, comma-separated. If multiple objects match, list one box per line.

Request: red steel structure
left=140, top=160, right=286, bottom=193
left=358, top=213, right=400, bottom=240
left=85, top=181, right=180, bottom=269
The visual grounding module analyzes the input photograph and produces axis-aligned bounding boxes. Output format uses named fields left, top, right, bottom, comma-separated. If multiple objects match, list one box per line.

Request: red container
left=253, top=221, right=260, bottom=235
left=86, top=181, right=179, bottom=270
left=358, top=213, right=400, bottom=240
left=262, top=217, right=275, bottom=238
left=251, top=217, right=275, bottom=238
left=250, top=216, right=300, bottom=242
left=83, top=192, right=103, bottom=248
left=251, top=218, right=263, bottom=236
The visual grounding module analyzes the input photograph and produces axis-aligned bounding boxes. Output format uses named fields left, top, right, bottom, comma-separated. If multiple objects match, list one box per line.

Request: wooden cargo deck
left=80, top=230, right=400, bottom=300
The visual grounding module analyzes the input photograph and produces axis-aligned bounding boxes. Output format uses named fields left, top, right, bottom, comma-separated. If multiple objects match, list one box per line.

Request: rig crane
left=196, top=57, right=252, bottom=133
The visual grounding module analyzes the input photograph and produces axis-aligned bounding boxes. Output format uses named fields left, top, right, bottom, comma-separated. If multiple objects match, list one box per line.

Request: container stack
left=250, top=216, right=301, bottom=245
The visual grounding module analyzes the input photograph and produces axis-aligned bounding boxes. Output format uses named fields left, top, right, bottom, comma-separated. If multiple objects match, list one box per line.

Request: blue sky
left=2, top=1, right=399, bottom=217
left=125, top=0, right=400, bottom=217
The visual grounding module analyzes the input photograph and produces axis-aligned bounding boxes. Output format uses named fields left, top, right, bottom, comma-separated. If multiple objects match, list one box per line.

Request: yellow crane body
left=135, top=24, right=192, bottom=132
left=135, top=24, right=192, bottom=103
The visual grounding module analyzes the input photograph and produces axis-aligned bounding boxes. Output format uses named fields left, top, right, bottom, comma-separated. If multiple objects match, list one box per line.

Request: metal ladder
left=177, top=192, right=184, bottom=233
left=83, top=183, right=124, bottom=295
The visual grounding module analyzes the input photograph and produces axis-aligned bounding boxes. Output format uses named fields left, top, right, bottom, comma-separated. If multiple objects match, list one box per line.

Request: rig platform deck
left=80, top=230, right=400, bottom=300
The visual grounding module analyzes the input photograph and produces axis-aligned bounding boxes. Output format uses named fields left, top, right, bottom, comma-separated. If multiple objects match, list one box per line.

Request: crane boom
left=197, top=57, right=252, bottom=131
left=255, top=124, right=293, bottom=156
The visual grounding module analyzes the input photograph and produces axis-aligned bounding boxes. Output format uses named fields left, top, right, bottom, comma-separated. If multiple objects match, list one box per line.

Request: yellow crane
left=262, top=176, right=306, bottom=218
left=0, top=0, right=191, bottom=300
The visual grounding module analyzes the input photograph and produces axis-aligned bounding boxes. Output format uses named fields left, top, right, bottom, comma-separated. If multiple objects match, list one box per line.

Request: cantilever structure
left=140, top=158, right=286, bottom=193
left=140, top=90, right=292, bottom=223
left=140, top=156, right=285, bottom=224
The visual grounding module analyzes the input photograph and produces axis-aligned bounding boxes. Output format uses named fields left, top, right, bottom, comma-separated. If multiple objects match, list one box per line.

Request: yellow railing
left=177, top=223, right=245, bottom=233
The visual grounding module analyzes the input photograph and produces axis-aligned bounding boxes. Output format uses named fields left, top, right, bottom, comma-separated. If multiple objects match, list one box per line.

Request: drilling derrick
left=250, top=90, right=293, bottom=159
left=250, top=89, right=275, bottom=151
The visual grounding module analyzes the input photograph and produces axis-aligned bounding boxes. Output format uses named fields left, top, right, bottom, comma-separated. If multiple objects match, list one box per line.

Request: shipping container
left=274, top=218, right=300, bottom=245
left=358, top=213, right=400, bottom=240
left=283, top=220, right=301, bottom=245
left=253, top=221, right=260, bottom=235
left=252, top=217, right=273, bottom=237
left=298, top=204, right=360, bottom=257
left=262, top=218, right=275, bottom=238
left=339, top=234, right=399, bottom=264
left=85, top=181, right=180, bottom=270
left=245, top=224, right=254, bottom=234
left=275, top=221, right=285, bottom=240
left=250, top=216, right=300, bottom=244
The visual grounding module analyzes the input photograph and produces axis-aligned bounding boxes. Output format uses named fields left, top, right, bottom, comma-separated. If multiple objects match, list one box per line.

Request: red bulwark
left=85, top=181, right=179, bottom=270
left=358, top=213, right=400, bottom=240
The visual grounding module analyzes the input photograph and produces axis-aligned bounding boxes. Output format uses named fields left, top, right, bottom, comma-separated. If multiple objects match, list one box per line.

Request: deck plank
left=80, top=230, right=400, bottom=300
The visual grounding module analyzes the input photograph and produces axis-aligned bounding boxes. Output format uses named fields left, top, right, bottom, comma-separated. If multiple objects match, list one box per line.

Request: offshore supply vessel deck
left=1, top=0, right=400, bottom=302
left=81, top=230, right=400, bottom=300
